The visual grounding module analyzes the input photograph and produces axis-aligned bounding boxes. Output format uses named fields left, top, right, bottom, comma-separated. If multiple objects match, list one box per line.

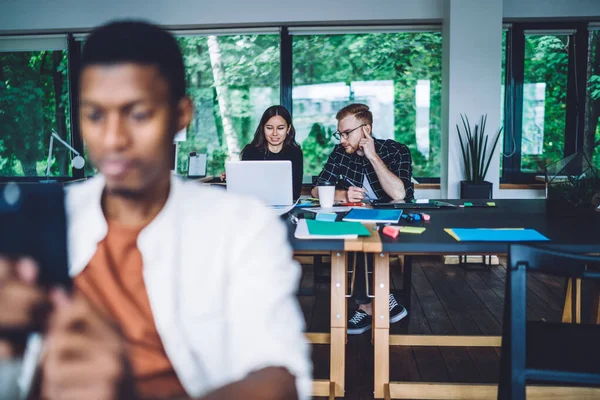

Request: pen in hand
left=338, top=175, right=375, bottom=202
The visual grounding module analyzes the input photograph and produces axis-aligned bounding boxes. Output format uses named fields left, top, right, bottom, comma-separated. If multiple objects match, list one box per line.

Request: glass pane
left=585, top=30, right=600, bottom=169
left=0, top=50, right=71, bottom=177
left=176, top=35, right=280, bottom=176
left=521, top=34, right=569, bottom=174
left=292, top=32, right=442, bottom=178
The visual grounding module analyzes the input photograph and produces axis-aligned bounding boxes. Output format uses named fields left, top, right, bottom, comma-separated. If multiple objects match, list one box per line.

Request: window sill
left=415, top=183, right=440, bottom=190
left=499, top=183, right=545, bottom=190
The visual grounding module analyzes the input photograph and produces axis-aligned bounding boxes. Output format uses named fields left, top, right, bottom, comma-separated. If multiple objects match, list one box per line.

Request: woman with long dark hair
left=240, top=105, right=303, bottom=199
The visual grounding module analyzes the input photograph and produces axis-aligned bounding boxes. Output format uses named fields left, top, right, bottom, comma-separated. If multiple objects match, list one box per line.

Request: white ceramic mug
left=318, top=185, right=336, bottom=209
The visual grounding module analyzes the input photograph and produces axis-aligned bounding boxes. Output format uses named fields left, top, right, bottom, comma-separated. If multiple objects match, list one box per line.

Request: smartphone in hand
left=0, top=182, right=70, bottom=288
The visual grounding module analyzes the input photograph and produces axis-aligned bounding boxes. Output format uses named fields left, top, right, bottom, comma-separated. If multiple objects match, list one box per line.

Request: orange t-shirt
left=74, top=221, right=186, bottom=400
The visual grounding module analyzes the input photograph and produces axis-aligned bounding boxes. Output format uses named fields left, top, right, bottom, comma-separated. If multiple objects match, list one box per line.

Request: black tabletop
left=377, top=199, right=600, bottom=254
left=284, top=199, right=600, bottom=254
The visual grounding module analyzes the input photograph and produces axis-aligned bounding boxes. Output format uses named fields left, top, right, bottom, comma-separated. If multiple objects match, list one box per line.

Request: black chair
left=498, top=244, right=600, bottom=399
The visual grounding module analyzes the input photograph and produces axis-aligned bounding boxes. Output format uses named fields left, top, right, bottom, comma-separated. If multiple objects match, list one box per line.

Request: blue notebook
left=445, top=228, right=550, bottom=242
left=342, top=208, right=403, bottom=223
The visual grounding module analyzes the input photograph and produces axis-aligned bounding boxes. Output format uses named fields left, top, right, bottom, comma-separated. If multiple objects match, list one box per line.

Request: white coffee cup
left=318, top=184, right=336, bottom=209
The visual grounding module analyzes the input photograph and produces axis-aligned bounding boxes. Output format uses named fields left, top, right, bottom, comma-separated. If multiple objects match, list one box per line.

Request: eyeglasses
left=332, top=124, right=366, bottom=141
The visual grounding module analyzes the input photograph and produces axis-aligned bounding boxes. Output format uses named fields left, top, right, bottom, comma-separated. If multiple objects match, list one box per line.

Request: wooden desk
left=287, top=219, right=363, bottom=399
left=364, top=199, right=600, bottom=399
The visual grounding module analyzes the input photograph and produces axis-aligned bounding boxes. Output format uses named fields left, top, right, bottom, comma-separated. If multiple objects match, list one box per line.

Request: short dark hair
left=336, top=103, right=373, bottom=126
left=81, top=20, right=186, bottom=102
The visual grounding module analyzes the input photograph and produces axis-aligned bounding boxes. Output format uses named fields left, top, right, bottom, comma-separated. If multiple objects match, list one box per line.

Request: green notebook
left=295, top=219, right=371, bottom=239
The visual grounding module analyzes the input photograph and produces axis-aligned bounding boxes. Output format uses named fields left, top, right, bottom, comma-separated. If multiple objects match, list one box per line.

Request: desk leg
left=374, top=252, right=390, bottom=399
left=330, top=251, right=347, bottom=397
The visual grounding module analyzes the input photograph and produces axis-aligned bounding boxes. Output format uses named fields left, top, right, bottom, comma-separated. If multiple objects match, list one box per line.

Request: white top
left=65, top=175, right=312, bottom=399
left=362, top=173, right=378, bottom=201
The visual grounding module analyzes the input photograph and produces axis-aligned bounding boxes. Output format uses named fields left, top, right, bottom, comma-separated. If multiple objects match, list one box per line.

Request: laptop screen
left=225, top=160, right=293, bottom=206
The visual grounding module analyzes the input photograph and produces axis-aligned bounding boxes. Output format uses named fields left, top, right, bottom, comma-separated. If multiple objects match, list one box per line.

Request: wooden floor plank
left=412, top=346, right=451, bottom=382
left=311, top=344, right=330, bottom=381
left=440, top=265, right=502, bottom=335
left=420, top=261, right=481, bottom=335
left=491, top=264, right=563, bottom=314
left=439, top=347, right=483, bottom=383
left=403, top=286, right=432, bottom=335
left=460, top=269, right=505, bottom=325
left=299, top=295, right=316, bottom=328
left=411, top=261, right=456, bottom=335
left=390, top=346, right=421, bottom=383
left=467, top=347, right=501, bottom=383
left=345, top=335, right=374, bottom=400
left=473, top=266, right=558, bottom=323
left=310, top=282, right=332, bottom=333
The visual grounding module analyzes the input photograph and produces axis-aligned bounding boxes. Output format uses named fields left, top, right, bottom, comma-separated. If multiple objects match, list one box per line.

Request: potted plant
left=456, top=114, right=503, bottom=199
left=545, top=152, right=600, bottom=217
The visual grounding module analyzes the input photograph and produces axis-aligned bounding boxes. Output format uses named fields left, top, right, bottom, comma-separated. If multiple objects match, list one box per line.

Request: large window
left=176, top=33, right=280, bottom=176
left=291, top=30, right=442, bottom=179
left=501, top=23, right=597, bottom=182
left=521, top=33, right=569, bottom=173
left=0, top=37, right=71, bottom=177
left=586, top=28, right=600, bottom=168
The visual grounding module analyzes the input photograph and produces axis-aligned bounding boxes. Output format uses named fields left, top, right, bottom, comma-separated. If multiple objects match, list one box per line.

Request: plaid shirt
left=315, top=139, right=414, bottom=201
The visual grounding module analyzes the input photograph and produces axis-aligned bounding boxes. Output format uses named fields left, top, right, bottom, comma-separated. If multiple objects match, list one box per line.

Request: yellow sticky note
left=444, top=228, right=461, bottom=241
left=487, top=202, right=496, bottom=206
left=399, top=226, right=426, bottom=234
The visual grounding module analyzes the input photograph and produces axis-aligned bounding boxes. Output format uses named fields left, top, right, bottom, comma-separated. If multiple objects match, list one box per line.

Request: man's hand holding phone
left=0, top=258, right=51, bottom=358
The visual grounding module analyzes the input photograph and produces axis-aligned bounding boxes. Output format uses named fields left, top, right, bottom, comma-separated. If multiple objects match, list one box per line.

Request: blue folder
left=342, top=208, right=403, bottom=223
left=446, top=228, right=550, bottom=242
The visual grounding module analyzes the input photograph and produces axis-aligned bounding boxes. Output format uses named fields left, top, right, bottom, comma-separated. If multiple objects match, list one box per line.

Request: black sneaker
left=347, top=310, right=372, bottom=335
left=389, top=293, right=408, bottom=323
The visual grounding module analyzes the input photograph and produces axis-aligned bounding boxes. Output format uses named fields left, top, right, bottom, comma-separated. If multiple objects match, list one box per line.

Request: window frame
left=0, top=33, right=83, bottom=180
left=284, top=25, right=443, bottom=183
left=5, top=21, right=598, bottom=183
left=501, top=21, right=591, bottom=184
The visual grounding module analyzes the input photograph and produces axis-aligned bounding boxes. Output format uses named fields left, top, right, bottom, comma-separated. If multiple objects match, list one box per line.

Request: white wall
left=496, top=189, right=545, bottom=199
left=414, top=188, right=442, bottom=199
left=414, top=188, right=545, bottom=200
left=504, top=0, right=600, bottom=19
left=0, top=0, right=599, bottom=33
left=0, top=0, right=443, bottom=33
left=440, top=0, right=503, bottom=199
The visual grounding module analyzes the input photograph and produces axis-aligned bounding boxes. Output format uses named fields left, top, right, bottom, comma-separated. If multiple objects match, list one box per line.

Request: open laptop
left=225, top=160, right=295, bottom=214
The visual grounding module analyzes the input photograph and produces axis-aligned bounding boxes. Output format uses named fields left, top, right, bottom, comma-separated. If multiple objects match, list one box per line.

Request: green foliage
left=587, top=31, right=600, bottom=169
left=2, top=30, right=597, bottom=182
left=521, top=35, right=569, bottom=173
left=176, top=35, right=280, bottom=176
left=0, top=51, right=70, bottom=177
left=292, top=33, right=442, bottom=178
left=456, top=114, right=502, bottom=183
left=301, top=123, right=335, bottom=176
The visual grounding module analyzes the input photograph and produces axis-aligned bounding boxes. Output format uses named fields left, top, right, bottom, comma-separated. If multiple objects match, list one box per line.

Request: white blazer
left=65, top=176, right=312, bottom=399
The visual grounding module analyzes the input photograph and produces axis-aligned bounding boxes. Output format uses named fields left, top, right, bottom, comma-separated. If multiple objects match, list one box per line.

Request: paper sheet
left=188, top=153, right=207, bottom=176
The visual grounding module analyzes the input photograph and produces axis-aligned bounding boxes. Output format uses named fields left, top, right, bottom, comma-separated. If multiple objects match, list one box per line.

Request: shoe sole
left=347, top=324, right=372, bottom=335
left=390, top=308, right=408, bottom=324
